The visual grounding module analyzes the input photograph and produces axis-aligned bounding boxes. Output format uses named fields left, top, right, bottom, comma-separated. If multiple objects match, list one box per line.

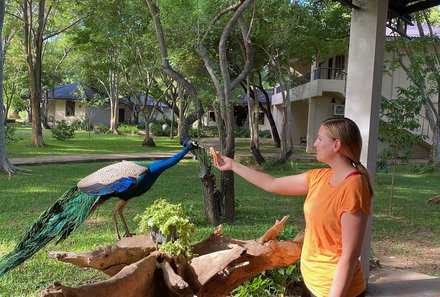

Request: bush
left=189, top=126, right=218, bottom=138
left=134, top=198, right=195, bottom=258
left=118, top=124, right=139, bottom=135
left=232, top=264, right=302, bottom=297
left=5, top=124, right=19, bottom=143
left=235, top=126, right=250, bottom=138
left=51, top=120, right=75, bottom=141
left=149, top=119, right=177, bottom=137
left=71, top=117, right=93, bottom=131
left=94, top=124, right=109, bottom=134
left=258, top=130, right=272, bottom=139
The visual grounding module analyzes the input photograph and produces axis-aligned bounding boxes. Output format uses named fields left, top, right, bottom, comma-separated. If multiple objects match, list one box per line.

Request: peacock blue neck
left=147, top=144, right=192, bottom=175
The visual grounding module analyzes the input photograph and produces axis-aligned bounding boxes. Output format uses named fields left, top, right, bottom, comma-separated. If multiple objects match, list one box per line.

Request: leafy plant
left=232, top=273, right=280, bottom=297
left=51, top=120, right=75, bottom=141
left=134, top=199, right=195, bottom=258
left=378, top=93, right=424, bottom=215
left=94, top=124, right=109, bottom=134
left=118, top=124, right=139, bottom=135
left=232, top=264, right=302, bottom=297
left=5, top=125, right=19, bottom=143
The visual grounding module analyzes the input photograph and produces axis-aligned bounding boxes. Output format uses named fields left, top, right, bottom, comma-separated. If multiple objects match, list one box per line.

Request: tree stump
left=40, top=216, right=303, bottom=297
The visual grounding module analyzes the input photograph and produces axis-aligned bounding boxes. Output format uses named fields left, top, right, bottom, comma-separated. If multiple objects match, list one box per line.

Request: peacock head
left=181, top=137, right=203, bottom=150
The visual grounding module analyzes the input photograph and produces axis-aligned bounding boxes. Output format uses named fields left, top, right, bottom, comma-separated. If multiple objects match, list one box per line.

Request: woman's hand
left=210, top=147, right=233, bottom=171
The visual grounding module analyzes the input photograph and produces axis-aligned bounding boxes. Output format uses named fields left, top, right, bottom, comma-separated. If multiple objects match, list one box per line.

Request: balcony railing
left=274, top=67, right=346, bottom=94
left=313, top=67, right=346, bottom=80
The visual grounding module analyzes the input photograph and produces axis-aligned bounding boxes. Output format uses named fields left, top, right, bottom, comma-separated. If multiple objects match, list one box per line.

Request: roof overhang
left=331, top=0, right=440, bottom=37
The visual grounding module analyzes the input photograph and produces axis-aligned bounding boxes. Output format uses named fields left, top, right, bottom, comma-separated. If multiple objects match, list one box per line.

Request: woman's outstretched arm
left=211, top=150, right=308, bottom=195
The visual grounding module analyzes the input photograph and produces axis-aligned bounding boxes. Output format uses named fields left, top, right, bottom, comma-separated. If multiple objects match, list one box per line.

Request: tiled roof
left=48, top=82, right=101, bottom=101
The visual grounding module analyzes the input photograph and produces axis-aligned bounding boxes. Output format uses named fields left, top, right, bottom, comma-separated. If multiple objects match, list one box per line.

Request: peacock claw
left=123, top=232, right=135, bottom=238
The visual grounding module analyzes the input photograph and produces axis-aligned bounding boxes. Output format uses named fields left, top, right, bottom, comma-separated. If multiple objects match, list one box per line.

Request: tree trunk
left=247, top=83, right=265, bottom=165
left=40, top=216, right=303, bottom=297
left=23, top=0, right=45, bottom=147
left=41, top=90, right=50, bottom=129
left=431, top=125, right=440, bottom=165
left=200, top=172, right=222, bottom=225
left=256, top=74, right=280, bottom=148
left=0, top=0, right=18, bottom=175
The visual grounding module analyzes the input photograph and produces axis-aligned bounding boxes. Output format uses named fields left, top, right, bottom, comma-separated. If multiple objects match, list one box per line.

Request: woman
left=212, top=117, right=373, bottom=297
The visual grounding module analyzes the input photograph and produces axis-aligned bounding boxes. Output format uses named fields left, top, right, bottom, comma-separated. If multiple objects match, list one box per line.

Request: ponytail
left=355, top=162, right=374, bottom=196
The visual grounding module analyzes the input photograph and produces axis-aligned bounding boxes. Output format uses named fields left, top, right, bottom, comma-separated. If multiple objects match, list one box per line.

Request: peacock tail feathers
left=0, top=187, right=98, bottom=277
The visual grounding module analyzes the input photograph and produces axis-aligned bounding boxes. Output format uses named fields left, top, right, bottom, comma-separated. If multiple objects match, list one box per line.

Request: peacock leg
left=116, top=200, right=134, bottom=238
left=112, top=200, right=124, bottom=241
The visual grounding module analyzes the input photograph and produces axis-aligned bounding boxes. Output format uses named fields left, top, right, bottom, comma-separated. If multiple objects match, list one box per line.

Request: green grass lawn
left=1, top=129, right=440, bottom=296
left=6, top=126, right=184, bottom=158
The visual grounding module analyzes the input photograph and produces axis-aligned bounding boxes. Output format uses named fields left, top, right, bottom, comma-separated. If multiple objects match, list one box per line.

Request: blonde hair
left=321, top=117, right=374, bottom=196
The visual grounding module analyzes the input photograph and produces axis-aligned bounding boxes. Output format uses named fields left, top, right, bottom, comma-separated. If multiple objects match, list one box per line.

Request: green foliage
left=232, top=273, right=280, bottom=297
left=71, top=117, right=93, bottom=131
left=5, top=125, right=19, bottom=143
left=378, top=94, right=424, bottom=214
left=118, top=124, right=139, bottom=135
left=235, top=126, right=250, bottom=138
left=258, top=130, right=272, bottom=139
left=51, top=120, right=75, bottom=141
left=94, top=124, right=109, bottom=134
left=411, top=162, right=438, bottom=174
left=189, top=126, right=218, bottom=138
left=378, top=93, right=424, bottom=167
left=134, top=199, right=195, bottom=258
left=150, top=119, right=177, bottom=137
left=232, top=264, right=302, bottom=297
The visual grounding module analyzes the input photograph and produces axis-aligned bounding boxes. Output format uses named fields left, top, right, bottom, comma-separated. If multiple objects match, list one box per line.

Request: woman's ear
left=333, top=139, right=341, bottom=152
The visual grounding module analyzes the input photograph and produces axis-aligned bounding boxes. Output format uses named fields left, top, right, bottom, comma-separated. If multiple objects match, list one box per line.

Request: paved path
left=8, top=150, right=440, bottom=297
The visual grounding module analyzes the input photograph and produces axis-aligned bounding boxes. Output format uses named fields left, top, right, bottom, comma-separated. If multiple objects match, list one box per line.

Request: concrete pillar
left=306, top=98, right=316, bottom=153
left=344, top=0, right=389, bottom=285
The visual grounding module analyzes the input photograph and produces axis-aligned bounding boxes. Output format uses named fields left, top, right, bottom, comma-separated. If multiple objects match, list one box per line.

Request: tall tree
left=390, top=11, right=440, bottom=165
left=195, top=0, right=254, bottom=220
left=0, top=0, right=18, bottom=175
left=145, top=0, right=204, bottom=140
left=9, top=0, right=82, bottom=146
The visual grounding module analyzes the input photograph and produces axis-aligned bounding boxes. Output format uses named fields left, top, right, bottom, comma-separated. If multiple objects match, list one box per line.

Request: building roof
left=334, top=0, right=440, bottom=37
left=48, top=82, right=102, bottom=101
left=386, top=23, right=440, bottom=38
left=123, top=94, right=169, bottom=108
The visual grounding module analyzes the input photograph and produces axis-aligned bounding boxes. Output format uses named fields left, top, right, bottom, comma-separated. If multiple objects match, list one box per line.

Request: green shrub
left=94, top=124, right=109, bottom=134
left=232, top=265, right=302, bottom=297
left=51, top=120, right=75, bottom=141
left=189, top=126, right=219, bottom=138
left=235, top=126, right=250, bottom=138
left=71, top=117, right=93, bottom=131
left=134, top=198, right=195, bottom=258
left=5, top=125, right=19, bottom=143
left=258, top=130, right=272, bottom=139
left=411, top=163, right=438, bottom=174
left=150, top=123, right=169, bottom=136
left=118, top=124, right=139, bottom=135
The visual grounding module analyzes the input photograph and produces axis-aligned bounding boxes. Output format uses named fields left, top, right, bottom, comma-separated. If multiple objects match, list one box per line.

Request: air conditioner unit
left=333, top=104, right=345, bottom=116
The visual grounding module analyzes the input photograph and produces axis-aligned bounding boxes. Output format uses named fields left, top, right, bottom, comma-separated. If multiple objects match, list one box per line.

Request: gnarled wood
left=48, top=235, right=155, bottom=276
left=41, top=216, right=302, bottom=297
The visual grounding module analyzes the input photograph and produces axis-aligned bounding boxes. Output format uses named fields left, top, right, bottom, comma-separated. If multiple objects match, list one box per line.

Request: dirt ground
left=372, top=241, right=440, bottom=277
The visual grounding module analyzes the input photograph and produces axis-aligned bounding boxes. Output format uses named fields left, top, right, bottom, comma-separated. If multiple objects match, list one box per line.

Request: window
left=119, top=108, right=125, bottom=123
left=209, top=111, right=216, bottom=122
left=66, top=101, right=75, bottom=117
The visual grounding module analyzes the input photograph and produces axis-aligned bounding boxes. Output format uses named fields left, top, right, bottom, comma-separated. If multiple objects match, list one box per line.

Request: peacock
left=0, top=138, right=201, bottom=277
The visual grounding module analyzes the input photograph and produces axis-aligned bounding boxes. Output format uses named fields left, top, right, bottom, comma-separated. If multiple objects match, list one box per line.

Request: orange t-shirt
left=301, top=168, right=371, bottom=297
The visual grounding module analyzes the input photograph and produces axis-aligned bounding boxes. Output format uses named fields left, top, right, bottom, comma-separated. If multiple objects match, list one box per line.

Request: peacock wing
left=77, top=161, right=148, bottom=195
